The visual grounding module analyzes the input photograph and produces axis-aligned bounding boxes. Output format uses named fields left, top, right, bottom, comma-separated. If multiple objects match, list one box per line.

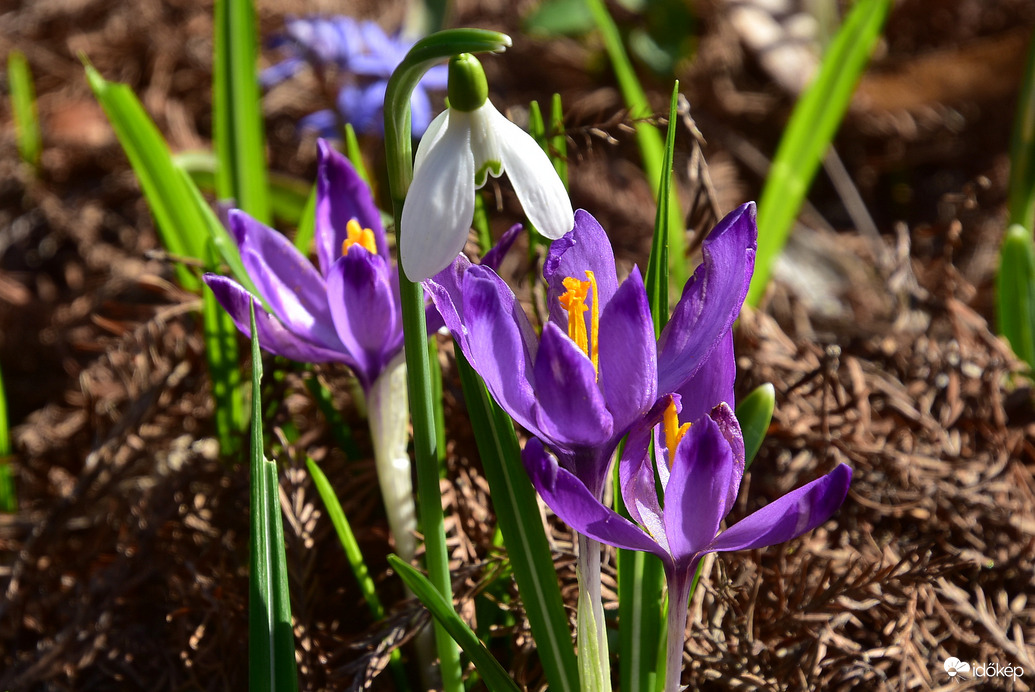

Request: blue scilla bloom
left=262, top=15, right=448, bottom=137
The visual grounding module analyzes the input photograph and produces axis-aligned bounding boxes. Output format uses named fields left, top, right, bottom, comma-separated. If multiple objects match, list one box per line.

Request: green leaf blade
left=736, top=383, right=776, bottom=470
left=213, top=0, right=270, bottom=223
left=748, top=0, right=891, bottom=306
left=389, top=556, right=523, bottom=692
left=8, top=50, right=42, bottom=168
left=86, top=65, right=209, bottom=288
left=247, top=302, right=298, bottom=692
left=997, top=224, right=1035, bottom=370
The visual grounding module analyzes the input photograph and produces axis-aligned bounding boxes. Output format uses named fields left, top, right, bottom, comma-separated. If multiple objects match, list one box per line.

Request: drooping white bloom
left=400, top=54, right=574, bottom=281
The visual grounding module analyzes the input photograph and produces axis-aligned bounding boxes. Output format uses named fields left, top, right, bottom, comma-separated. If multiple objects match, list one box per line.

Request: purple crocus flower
left=426, top=204, right=759, bottom=690
left=204, top=139, right=416, bottom=558
left=204, top=139, right=400, bottom=393
left=262, top=15, right=447, bottom=137
left=525, top=359, right=852, bottom=691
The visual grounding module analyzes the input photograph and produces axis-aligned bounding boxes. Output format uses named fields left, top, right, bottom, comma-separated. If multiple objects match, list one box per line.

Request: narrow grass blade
left=747, top=0, right=891, bottom=306
left=456, top=352, right=580, bottom=692
left=203, top=272, right=244, bottom=454
left=343, top=123, right=372, bottom=187
left=178, top=167, right=260, bottom=296
left=644, top=82, right=679, bottom=337
left=303, top=373, right=361, bottom=460
left=306, top=458, right=383, bottom=618
left=8, top=50, right=41, bottom=168
left=214, top=0, right=270, bottom=223
left=550, top=93, right=569, bottom=189
left=0, top=364, right=15, bottom=513
left=247, top=302, right=298, bottom=692
left=86, top=64, right=209, bottom=288
left=175, top=150, right=310, bottom=227
left=997, top=224, right=1035, bottom=370
left=473, top=190, right=492, bottom=255
left=1008, top=32, right=1035, bottom=230
left=293, top=185, right=318, bottom=256
left=736, top=383, right=775, bottom=470
left=389, top=556, right=523, bottom=692
left=584, top=0, right=685, bottom=286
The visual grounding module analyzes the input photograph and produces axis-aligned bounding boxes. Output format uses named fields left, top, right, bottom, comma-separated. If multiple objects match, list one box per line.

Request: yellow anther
left=663, top=399, right=692, bottom=468
left=342, top=218, right=378, bottom=257
left=558, top=270, right=599, bottom=376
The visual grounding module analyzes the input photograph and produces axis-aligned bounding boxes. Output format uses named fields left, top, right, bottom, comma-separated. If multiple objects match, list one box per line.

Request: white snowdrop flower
left=400, top=52, right=574, bottom=281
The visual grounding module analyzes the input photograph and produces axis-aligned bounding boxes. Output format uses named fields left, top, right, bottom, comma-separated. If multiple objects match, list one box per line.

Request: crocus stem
left=663, top=566, right=695, bottom=692
left=366, top=355, right=417, bottom=564
left=577, top=535, right=613, bottom=692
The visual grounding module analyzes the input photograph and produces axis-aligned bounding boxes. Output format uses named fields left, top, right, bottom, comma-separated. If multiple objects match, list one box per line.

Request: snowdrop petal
left=489, top=103, right=573, bottom=239
left=401, top=112, right=476, bottom=281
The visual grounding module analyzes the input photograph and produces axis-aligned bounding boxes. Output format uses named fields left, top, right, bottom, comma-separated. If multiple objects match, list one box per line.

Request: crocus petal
left=598, top=267, right=657, bottom=432
left=316, top=140, right=387, bottom=274
left=424, top=254, right=474, bottom=348
left=618, top=398, right=670, bottom=553
left=480, top=223, right=524, bottom=273
left=706, top=464, right=852, bottom=554
left=460, top=266, right=540, bottom=435
left=656, top=202, right=757, bottom=395
left=204, top=275, right=351, bottom=364
left=710, top=403, right=746, bottom=520
left=532, top=322, right=613, bottom=447
left=543, top=210, right=619, bottom=331
left=229, top=209, right=341, bottom=348
left=487, top=103, right=574, bottom=240
left=671, top=330, right=736, bottom=427
left=523, top=438, right=668, bottom=560
left=663, top=414, right=739, bottom=563
left=326, top=249, right=401, bottom=389
left=400, top=110, right=475, bottom=281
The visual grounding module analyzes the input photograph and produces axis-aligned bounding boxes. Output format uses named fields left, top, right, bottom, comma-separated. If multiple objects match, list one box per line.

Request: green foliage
left=997, top=34, right=1035, bottom=370
left=1008, top=32, right=1035, bottom=231
left=8, top=50, right=41, bottom=168
left=748, top=0, right=891, bottom=306
left=174, top=150, right=311, bottom=228
left=997, top=225, right=1035, bottom=370
left=86, top=65, right=208, bottom=289
left=736, top=383, right=776, bottom=470
left=0, top=364, right=15, bottom=513
left=390, top=556, right=523, bottom=692
left=247, top=304, right=298, bottom=692
left=214, top=0, right=270, bottom=223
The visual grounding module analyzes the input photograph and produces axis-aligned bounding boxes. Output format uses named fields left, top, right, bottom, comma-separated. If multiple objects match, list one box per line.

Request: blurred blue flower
left=262, top=15, right=448, bottom=137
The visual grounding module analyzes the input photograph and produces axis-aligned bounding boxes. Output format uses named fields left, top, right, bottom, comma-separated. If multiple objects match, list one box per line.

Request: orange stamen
left=663, top=399, right=692, bottom=468
left=342, top=218, right=378, bottom=257
left=558, top=270, right=600, bottom=376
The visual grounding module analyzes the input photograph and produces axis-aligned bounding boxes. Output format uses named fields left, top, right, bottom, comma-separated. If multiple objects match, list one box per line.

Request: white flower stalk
left=400, top=52, right=574, bottom=281
left=366, top=353, right=416, bottom=564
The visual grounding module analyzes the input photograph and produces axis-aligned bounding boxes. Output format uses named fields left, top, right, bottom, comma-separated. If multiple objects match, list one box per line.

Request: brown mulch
left=3, top=0, right=1035, bottom=690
